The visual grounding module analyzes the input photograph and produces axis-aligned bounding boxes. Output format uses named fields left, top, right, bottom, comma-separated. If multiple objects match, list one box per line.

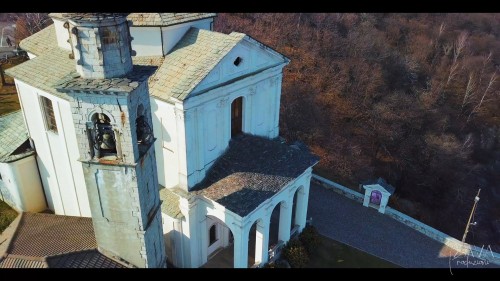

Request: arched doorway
left=231, top=97, right=243, bottom=137
left=203, top=215, right=234, bottom=268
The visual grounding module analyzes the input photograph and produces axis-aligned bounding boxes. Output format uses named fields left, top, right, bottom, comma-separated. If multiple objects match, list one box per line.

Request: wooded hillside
left=215, top=13, right=500, bottom=250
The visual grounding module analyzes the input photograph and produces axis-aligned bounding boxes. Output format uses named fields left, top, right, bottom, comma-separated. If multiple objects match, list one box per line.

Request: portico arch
left=204, top=215, right=234, bottom=268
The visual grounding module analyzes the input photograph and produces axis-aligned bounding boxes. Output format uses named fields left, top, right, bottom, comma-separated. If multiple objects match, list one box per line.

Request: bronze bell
left=100, top=132, right=116, bottom=150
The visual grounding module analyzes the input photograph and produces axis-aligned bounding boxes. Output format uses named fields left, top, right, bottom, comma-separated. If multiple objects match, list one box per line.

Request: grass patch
left=0, top=56, right=27, bottom=116
left=306, top=234, right=399, bottom=268
left=0, top=200, right=18, bottom=233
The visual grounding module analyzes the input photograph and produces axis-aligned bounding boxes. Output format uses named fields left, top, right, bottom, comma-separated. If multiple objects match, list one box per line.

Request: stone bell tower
left=54, top=13, right=166, bottom=268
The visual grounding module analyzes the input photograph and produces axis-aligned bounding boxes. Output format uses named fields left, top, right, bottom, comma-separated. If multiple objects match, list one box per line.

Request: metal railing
left=268, top=240, right=285, bottom=263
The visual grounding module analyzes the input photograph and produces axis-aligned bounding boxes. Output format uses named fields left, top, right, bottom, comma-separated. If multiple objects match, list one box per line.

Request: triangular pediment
left=187, top=35, right=289, bottom=98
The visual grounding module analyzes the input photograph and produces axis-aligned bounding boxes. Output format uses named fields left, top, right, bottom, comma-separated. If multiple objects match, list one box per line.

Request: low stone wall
left=311, top=174, right=364, bottom=203
left=311, top=174, right=500, bottom=266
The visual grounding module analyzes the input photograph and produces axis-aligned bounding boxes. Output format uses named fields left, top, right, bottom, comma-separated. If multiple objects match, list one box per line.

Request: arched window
left=136, top=104, right=153, bottom=156
left=231, top=97, right=243, bottom=138
left=209, top=224, right=218, bottom=246
left=91, top=113, right=116, bottom=158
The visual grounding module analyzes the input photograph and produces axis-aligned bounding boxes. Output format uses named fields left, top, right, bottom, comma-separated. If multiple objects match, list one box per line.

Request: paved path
left=308, top=183, right=499, bottom=268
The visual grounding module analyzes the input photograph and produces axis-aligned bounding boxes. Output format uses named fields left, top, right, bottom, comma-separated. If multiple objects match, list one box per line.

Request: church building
left=1, top=13, right=318, bottom=268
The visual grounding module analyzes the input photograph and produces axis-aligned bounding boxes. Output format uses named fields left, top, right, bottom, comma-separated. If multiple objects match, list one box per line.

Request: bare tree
left=447, top=32, right=468, bottom=86
left=9, top=13, right=50, bottom=44
left=461, top=72, right=476, bottom=111
left=467, top=72, right=497, bottom=122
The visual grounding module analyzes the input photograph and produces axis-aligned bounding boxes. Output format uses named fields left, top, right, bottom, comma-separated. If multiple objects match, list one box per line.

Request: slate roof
left=9, top=24, right=248, bottom=103
left=55, top=65, right=158, bottom=94
left=361, top=177, right=396, bottom=194
left=150, top=28, right=246, bottom=102
left=127, top=13, right=216, bottom=27
left=61, top=13, right=127, bottom=22
left=0, top=212, right=126, bottom=268
left=5, top=47, right=75, bottom=100
left=19, top=25, right=57, bottom=57
left=194, top=134, right=319, bottom=217
left=159, top=186, right=184, bottom=219
left=0, top=110, right=33, bottom=163
left=6, top=48, right=163, bottom=101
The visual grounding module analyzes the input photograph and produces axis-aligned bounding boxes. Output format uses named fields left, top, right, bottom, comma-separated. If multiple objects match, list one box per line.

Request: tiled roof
left=127, top=13, right=216, bottom=27
left=19, top=25, right=57, bottom=57
left=194, top=134, right=319, bottom=217
left=159, top=187, right=184, bottom=219
left=0, top=257, right=47, bottom=268
left=46, top=250, right=126, bottom=268
left=150, top=28, right=245, bottom=102
left=0, top=212, right=127, bottom=268
left=0, top=110, right=33, bottom=163
left=5, top=47, right=74, bottom=100
left=7, top=212, right=96, bottom=257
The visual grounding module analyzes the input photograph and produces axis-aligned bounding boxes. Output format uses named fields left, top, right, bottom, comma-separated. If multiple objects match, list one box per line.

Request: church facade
left=3, top=13, right=318, bottom=268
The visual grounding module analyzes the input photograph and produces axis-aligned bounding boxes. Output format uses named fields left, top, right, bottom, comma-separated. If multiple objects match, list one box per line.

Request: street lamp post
left=0, top=24, right=16, bottom=47
left=461, top=188, right=481, bottom=244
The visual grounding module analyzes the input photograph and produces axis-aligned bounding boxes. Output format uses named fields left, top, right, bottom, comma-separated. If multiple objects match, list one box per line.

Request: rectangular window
left=40, top=96, right=58, bottom=133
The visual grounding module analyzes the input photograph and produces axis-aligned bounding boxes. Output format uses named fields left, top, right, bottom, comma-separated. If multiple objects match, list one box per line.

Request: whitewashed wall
left=52, top=18, right=71, bottom=51
left=161, top=213, right=189, bottom=268
left=14, top=80, right=91, bottom=217
left=0, top=156, right=46, bottom=212
left=152, top=66, right=284, bottom=191
left=151, top=99, right=180, bottom=189
left=129, top=18, right=213, bottom=57
left=130, top=27, right=163, bottom=57
left=182, top=68, right=284, bottom=189
left=161, top=19, right=213, bottom=55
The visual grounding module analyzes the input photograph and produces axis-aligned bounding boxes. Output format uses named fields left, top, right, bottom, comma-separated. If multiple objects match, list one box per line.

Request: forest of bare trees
left=215, top=13, right=500, bottom=250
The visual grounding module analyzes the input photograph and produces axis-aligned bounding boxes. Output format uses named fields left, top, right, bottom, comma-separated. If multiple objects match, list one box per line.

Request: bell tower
left=55, top=13, right=166, bottom=268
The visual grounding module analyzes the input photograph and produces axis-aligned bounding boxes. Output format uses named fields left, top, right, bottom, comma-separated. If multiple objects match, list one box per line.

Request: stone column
left=294, top=183, right=310, bottom=232
left=175, top=107, right=188, bottom=191
left=179, top=197, right=202, bottom=268
left=199, top=216, right=208, bottom=265
left=233, top=223, right=250, bottom=268
left=379, top=194, right=389, bottom=214
left=278, top=200, right=293, bottom=243
left=363, top=188, right=371, bottom=207
left=254, top=216, right=270, bottom=265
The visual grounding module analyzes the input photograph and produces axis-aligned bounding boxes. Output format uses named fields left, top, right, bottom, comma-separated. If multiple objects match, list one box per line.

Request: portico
left=198, top=171, right=312, bottom=268
left=162, top=134, right=318, bottom=268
